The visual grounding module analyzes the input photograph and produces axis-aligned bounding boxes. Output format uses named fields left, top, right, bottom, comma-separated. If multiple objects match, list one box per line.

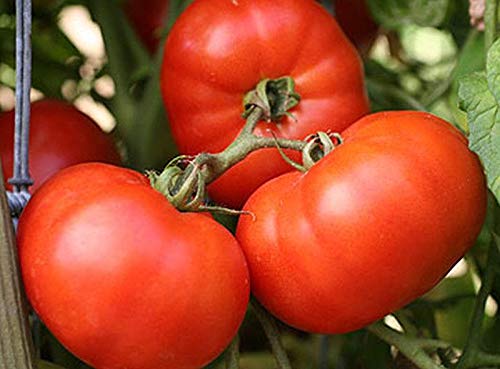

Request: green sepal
left=242, top=77, right=301, bottom=122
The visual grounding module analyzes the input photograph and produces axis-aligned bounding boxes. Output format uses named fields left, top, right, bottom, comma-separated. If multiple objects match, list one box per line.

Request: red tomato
left=334, top=0, right=378, bottom=53
left=18, top=163, right=249, bottom=369
left=236, top=111, right=486, bottom=334
left=0, top=99, right=120, bottom=192
left=125, top=0, right=168, bottom=53
left=161, top=0, right=369, bottom=208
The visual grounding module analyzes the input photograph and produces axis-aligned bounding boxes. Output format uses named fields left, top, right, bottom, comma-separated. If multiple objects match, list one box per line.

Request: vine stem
left=196, top=107, right=306, bottom=185
left=318, top=335, right=329, bottom=369
left=484, top=0, right=499, bottom=52
left=251, top=299, right=293, bottom=369
left=225, top=335, right=240, bottom=369
left=472, top=351, right=500, bottom=367
left=455, top=223, right=499, bottom=368
left=157, top=104, right=313, bottom=211
left=366, top=322, right=447, bottom=369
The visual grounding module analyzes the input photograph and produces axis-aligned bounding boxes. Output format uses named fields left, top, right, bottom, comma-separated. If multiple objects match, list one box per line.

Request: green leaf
left=486, top=38, right=500, bottom=106
left=458, top=72, right=500, bottom=199
left=458, top=39, right=500, bottom=202
left=458, top=39, right=500, bottom=201
left=447, top=31, right=485, bottom=134
left=366, top=0, right=450, bottom=29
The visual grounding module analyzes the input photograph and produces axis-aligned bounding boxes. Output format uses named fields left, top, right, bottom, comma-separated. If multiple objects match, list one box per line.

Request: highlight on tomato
left=236, top=111, right=487, bottom=334
left=0, top=99, right=121, bottom=192
left=161, top=0, right=369, bottom=208
left=17, top=163, right=250, bottom=369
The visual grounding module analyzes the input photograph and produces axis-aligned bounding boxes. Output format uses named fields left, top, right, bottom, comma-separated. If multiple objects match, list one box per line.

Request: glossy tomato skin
left=237, top=111, right=487, bottom=334
left=0, top=99, right=120, bottom=192
left=18, top=163, right=250, bottom=369
left=335, top=0, right=378, bottom=53
left=125, top=0, right=168, bottom=53
left=161, top=0, right=369, bottom=208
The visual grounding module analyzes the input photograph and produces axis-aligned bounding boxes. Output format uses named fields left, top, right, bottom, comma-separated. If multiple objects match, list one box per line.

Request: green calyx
left=149, top=156, right=252, bottom=217
left=149, top=156, right=206, bottom=212
left=302, top=132, right=343, bottom=170
left=242, top=76, right=301, bottom=122
left=269, top=131, right=343, bottom=173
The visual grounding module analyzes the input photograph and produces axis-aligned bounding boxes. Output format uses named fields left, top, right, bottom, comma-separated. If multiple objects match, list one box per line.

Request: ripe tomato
left=18, top=163, right=249, bottom=369
left=0, top=99, right=120, bottom=192
left=161, top=0, right=369, bottom=208
left=334, top=0, right=378, bottom=53
left=125, top=0, right=168, bottom=53
left=236, top=111, right=486, bottom=334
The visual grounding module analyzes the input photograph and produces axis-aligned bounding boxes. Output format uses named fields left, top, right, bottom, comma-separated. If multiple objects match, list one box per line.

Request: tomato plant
left=17, top=163, right=250, bottom=369
left=124, top=0, right=168, bottom=53
left=0, top=99, right=121, bottom=192
left=161, top=0, right=369, bottom=208
left=237, top=111, right=486, bottom=334
left=4, top=1, right=500, bottom=369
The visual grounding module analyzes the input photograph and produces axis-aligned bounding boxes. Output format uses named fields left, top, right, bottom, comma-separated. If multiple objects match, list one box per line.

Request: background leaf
left=458, top=37, right=500, bottom=202
left=366, top=0, right=450, bottom=29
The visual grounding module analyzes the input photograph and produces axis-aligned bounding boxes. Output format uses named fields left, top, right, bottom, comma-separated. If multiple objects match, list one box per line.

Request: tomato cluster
left=14, top=0, right=487, bottom=368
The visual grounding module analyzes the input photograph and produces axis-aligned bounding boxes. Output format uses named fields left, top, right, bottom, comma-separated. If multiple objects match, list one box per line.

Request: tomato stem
left=197, top=107, right=307, bottom=185
left=149, top=105, right=309, bottom=210
left=251, top=299, right=293, bottom=369
left=456, top=201, right=500, bottom=369
left=366, top=322, right=446, bottom=369
left=225, top=335, right=240, bottom=369
left=151, top=77, right=341, bottom=211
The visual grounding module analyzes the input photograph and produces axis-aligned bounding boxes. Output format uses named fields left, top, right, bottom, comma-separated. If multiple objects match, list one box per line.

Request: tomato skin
left=0, top=99, right=120, bottom=192
left=236, top=111, right=487, bottom=334
left=125, top=0, right=168, bottom=53
left=161, top=0, right=369, bottom=208
left=18, top=163, right=250, bottom=369
left=334, top=0, right=378, bottom=53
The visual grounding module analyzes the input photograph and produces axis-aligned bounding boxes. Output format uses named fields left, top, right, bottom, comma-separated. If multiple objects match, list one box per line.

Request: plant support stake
left=0, top=0, right=36, bottom=368
left=8, top=0, right=34, bottom=195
